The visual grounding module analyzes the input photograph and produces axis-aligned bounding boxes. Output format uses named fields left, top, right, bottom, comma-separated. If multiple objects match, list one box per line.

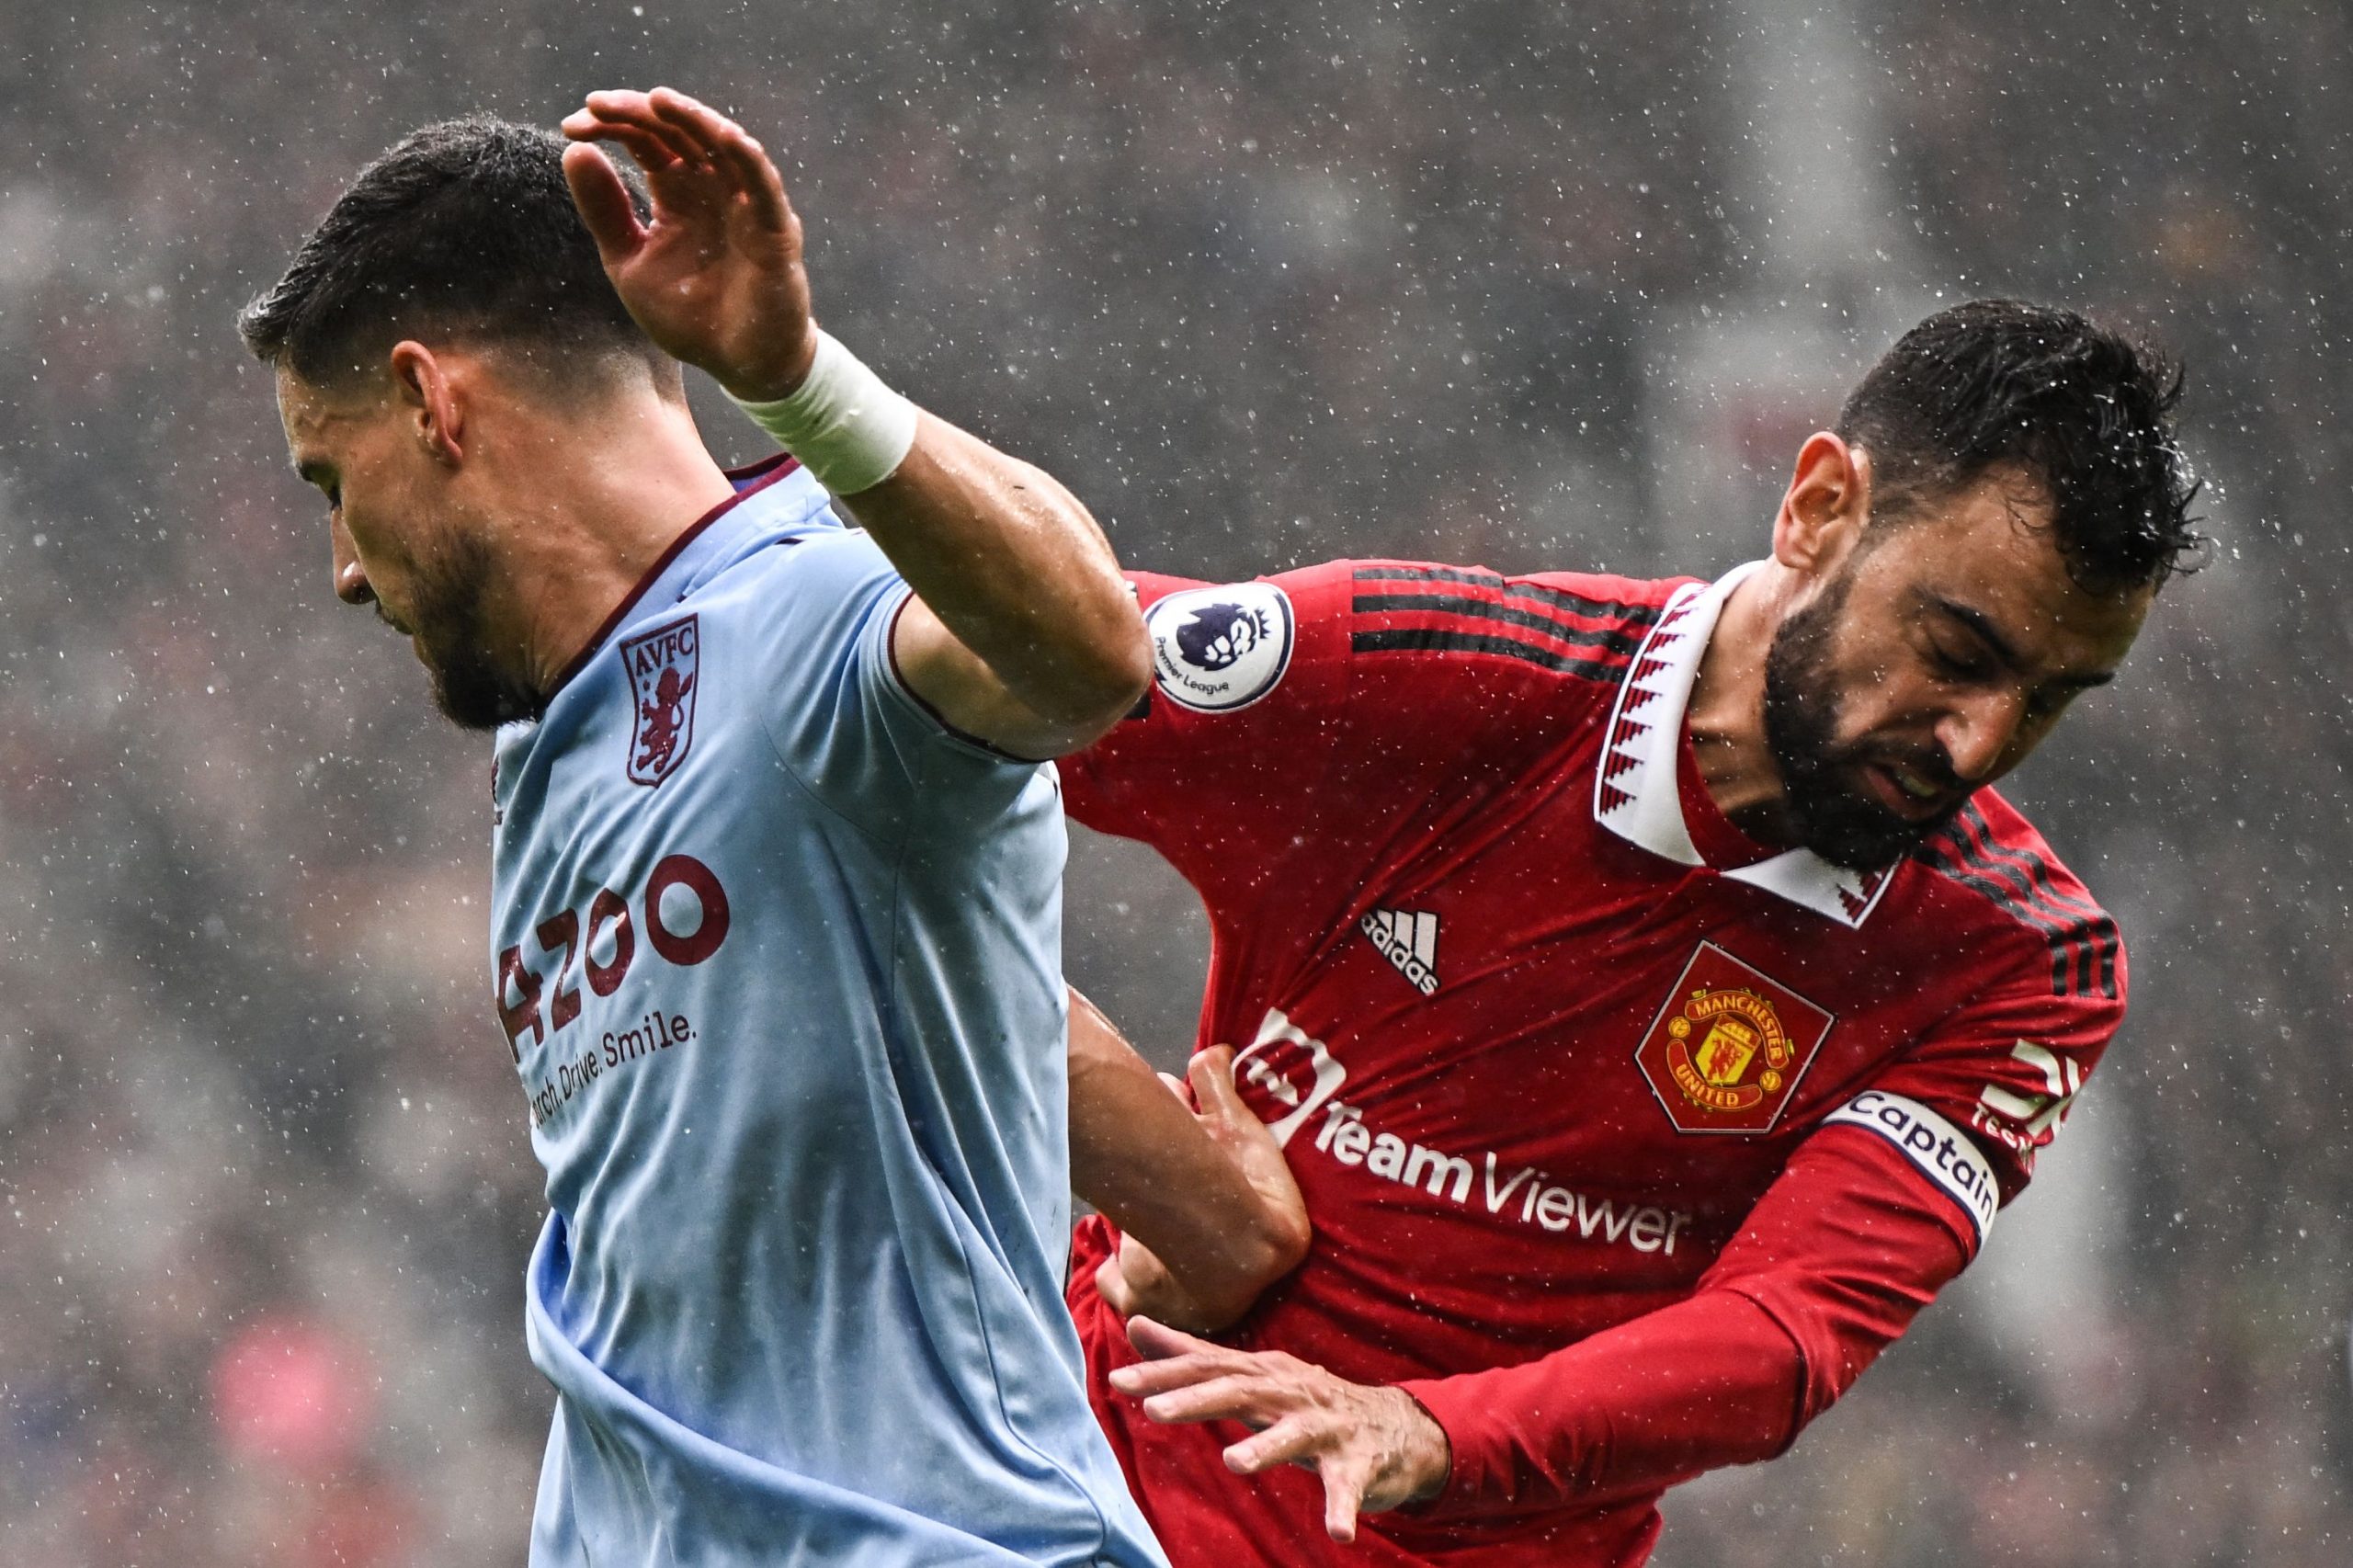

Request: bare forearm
left=557, top=91, right=1145, bottom=755
left=838, top=415, right=1147, bottom=736
left=1067, top=991, right=1306, bottom=1319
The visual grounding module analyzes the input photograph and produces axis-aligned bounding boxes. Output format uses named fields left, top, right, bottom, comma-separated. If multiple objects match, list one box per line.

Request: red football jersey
left=1064, top=559, right=2123, bottom=1566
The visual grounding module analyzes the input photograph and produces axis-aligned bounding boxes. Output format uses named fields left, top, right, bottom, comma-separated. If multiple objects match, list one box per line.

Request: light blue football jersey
left=488, top=458, right=1165, bottom=1568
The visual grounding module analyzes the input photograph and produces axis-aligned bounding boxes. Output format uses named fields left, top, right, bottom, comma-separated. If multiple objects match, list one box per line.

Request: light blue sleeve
left=748, top=527, right=1046, bottom=846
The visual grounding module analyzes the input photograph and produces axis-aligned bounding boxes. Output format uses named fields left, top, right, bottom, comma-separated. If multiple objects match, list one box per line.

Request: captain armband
left=729, top=330, right=920, bottom=497
left=1823, top=1090, right=2001, bottom=1250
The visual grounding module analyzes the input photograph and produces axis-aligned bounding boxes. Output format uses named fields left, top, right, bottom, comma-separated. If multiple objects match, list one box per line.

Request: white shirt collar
left=1593, top=561, right=1896, bottom=928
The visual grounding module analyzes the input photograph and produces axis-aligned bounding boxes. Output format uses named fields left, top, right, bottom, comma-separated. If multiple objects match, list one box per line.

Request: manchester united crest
left=621, top=614, right=700, bottom=787
left=1635, top=943, right=1835, bottom=1134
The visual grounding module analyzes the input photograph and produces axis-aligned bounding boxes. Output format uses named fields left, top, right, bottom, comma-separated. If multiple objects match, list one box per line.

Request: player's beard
left=399, top=527, right=542, bottom=732
left=1762, top=564, right=1968, bottom=870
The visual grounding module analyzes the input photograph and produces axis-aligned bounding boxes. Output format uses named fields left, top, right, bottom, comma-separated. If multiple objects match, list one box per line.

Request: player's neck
left=1685, top=563, right=1802, bottom=846
left=477, top=396, right=738, bottom=701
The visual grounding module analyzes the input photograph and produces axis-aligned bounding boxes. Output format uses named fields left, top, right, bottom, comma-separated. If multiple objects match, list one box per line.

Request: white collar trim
left=1593, top=560, right=1896, bottom=928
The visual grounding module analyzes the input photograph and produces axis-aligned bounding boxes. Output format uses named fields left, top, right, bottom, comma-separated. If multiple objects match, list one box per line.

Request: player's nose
left=1937, top=690, right=2026, bottom=783
left=330, top=516, right=375, bottom=606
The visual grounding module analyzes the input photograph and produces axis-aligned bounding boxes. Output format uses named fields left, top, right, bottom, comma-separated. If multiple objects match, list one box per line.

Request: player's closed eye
left=2023, top=686, right=2079, bottom=723
left=1926, top=636, right=1994, bottom=682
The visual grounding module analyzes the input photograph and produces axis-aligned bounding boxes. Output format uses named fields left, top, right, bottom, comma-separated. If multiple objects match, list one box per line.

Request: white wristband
left=729, top=330, right=921, bottom=496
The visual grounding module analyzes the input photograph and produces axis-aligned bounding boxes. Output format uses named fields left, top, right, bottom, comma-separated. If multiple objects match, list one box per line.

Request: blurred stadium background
left=1, top=1, right=2347, bottom=1562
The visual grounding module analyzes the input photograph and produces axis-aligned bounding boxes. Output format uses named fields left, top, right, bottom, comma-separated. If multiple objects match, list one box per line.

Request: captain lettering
left=1826, top=1089, right=2001, bottom=1244
left=498, top=853, right=733, bottom=1060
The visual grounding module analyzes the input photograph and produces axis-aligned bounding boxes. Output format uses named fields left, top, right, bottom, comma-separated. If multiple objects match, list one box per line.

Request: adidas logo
left=1360, top=908, right=1439, bottom=995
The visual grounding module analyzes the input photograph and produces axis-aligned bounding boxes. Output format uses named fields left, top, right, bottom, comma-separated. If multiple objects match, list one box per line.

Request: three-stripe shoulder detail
left=1915, top=802, right=2121, bottom=1000
left=1347, top=564, right=1665, bottom=683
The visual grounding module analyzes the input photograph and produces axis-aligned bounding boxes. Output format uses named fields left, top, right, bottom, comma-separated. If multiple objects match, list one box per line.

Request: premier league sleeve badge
left=1143, top=581, right=1296, bottom=713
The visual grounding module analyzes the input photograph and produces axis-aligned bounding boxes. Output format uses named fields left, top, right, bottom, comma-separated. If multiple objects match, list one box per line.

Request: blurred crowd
left=0, top=1, right=2347, bottom=1562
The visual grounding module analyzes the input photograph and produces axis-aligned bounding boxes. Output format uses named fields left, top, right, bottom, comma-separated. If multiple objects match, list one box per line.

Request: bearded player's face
left=276, top=364, right=536, bottom=732
left=1763, top=469, right=2152, bottom=869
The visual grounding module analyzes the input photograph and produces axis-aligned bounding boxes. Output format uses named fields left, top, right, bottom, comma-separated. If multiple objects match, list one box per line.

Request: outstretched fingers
left=1123, top=1313, right=1223, bottom=1365
left=561, top=142, right=648, bottom=263
left=1220, top=1410, right=1324, bottom=1472
left=1319, top=1454, right=1370, bottom=1543
left=648, top=88, right=791, bottom=232
left=567, top=87, right=790, bottom=234
left=713, top=127, right=791, bottom=233
left=1112, top=1326, right=1320, bottom=1427
left=1138, top=1372, right=1277, bottom=1426
left=1110, top=1318, right=1395, bottom=1544
left=643, top=87, right=738, bottom=159
left=1225, top=1411, right=1377, bottom=1542
left=1218, top=1410, right=1370, bottom=1541
left=1108, top=1346, right=1250, bottom=1398
left=564, top=91, right=702, bottom=168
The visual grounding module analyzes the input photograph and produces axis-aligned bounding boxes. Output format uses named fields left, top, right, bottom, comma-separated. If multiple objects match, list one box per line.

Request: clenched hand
left=1092, top=1046, right=1309, bottom=1332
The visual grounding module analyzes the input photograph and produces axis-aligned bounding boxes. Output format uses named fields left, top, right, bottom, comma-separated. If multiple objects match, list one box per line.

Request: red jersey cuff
left=1394, top=1371, right=1518, bottom=1516
left=1392, top=1290, right=1803, bottom=1520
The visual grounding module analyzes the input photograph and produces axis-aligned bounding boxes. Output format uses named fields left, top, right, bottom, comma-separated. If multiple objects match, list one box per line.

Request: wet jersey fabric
left=1063, top=559, right=2123, bottom=1566
left=489, top=457, right=1165, bottom=1568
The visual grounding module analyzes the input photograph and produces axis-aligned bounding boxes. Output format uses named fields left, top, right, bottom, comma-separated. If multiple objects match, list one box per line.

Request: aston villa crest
left=621, top=614, right=699, bottom=787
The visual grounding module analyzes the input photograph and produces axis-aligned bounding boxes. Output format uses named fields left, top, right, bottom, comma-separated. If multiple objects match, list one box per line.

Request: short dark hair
left=1837, top=300, right=2200, bottom=596
left=238, top=115, right=663, bottom=388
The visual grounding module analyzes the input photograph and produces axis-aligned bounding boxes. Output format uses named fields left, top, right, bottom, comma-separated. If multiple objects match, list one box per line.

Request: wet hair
left=1837, top=300, right=2200, bottom=596
left=238, top=115, right=667, bottom=390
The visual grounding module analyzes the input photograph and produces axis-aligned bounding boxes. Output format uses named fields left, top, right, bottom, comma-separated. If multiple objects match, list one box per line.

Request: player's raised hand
left=1110, top=1315, right=1449, bottom=1541
left=1095, top=1047, right=1310, bottom=1331
left=560, top=88, right=817, bottom=401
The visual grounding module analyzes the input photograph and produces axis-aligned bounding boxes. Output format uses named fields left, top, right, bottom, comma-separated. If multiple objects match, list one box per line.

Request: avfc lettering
left=498, top=853, right=732, bottom=1062
left=622, top=614, right=700, bottom=786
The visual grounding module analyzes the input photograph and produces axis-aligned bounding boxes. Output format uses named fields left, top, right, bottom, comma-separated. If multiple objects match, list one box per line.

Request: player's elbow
left=1089, top=623, right=1154, bottom=731
left=1245, top=1201, right=1313, bottom=1290
left=1208, top=1200, right=1313, bottom=1319
left=1034, top=614, right=1151, bottom=747
left=1163, top=1235, right=1310, bottom=1335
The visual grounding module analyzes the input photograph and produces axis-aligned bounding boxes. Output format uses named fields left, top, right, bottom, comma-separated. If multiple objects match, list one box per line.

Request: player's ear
left=389, top=340, right=466, bottom=468
left=1772, top=432, right=1868, bottom=576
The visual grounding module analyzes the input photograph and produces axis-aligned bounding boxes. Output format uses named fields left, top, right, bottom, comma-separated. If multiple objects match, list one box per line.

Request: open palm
left=560, top=87, right=817, bottom=402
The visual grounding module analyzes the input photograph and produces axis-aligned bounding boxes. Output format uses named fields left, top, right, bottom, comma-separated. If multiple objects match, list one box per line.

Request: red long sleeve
left=1400, top=1123, right=1973, bottom=1517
